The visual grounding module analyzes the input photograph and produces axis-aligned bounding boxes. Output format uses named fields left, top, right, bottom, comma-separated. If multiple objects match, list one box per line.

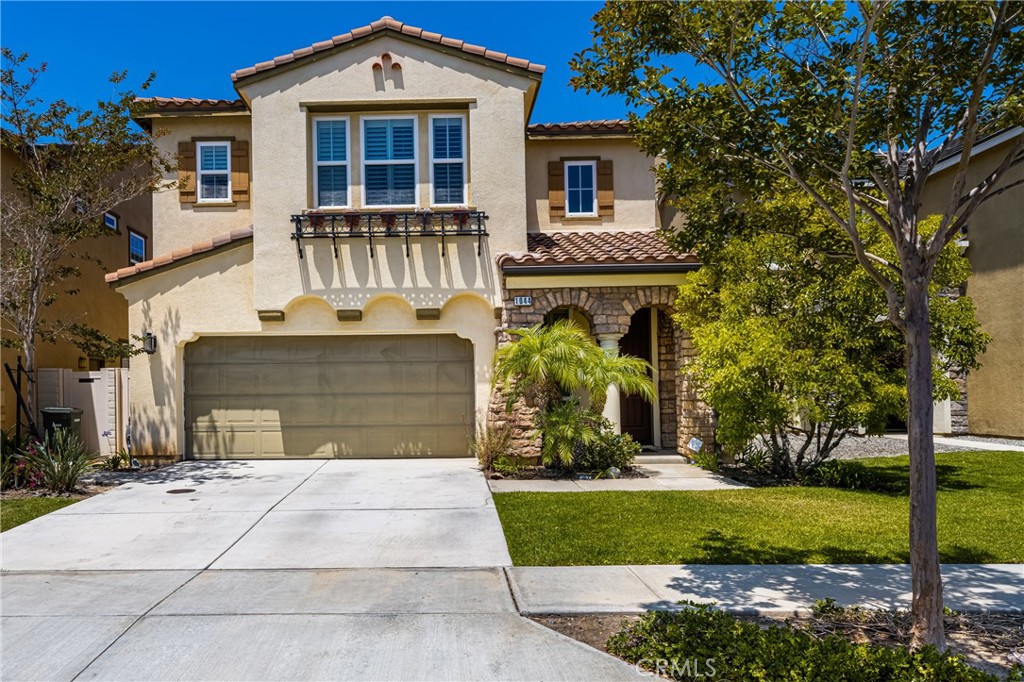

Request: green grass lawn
left=492, top=451, right=1024, bottom=566
left=1, top=497, right=78, bottom=532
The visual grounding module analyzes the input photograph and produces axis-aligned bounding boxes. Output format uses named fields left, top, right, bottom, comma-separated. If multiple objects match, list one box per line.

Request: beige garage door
left=184, top=335, right=474, bottom=459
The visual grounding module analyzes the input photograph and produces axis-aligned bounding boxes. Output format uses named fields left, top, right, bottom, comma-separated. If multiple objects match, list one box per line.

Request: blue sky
left=1, top=1, right=646, bottom=123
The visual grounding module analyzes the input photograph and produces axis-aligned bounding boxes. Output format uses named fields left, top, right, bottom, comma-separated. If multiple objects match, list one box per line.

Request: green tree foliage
left=572, top=0, right=1021, bottom=647
left=676, top=191, right=988, bottom=476
left=1, top=49, right=173, bottom=413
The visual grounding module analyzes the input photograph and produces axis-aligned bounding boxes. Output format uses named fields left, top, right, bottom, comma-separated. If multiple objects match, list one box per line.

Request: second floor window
left=363, top=117, right=416, bottom=207
left=565, top=160, right=597, bottom=217
left=129, top=230, right=146, bottom=265
left=315, top=118, right=350, bottom=208
left=104, top=212, right=118, bottom=230
left=197, top=141, right=231, bottom=202
left=430, top=116, right=465, bottom=205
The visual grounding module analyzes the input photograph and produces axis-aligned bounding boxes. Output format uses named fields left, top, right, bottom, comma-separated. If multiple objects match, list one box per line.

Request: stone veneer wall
left=493, top=284, right=716, bottom=457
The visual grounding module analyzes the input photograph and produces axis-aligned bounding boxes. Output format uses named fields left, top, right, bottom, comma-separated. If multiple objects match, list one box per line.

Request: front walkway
left=1, top=459, right=642, bottom=681
left=488, top=455, right=746, bottom=493
left=507, top=564, right=1024, bottom=615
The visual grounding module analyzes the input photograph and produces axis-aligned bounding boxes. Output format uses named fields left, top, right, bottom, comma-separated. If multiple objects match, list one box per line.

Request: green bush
left=1, top=429, right=34, bottom=489
left=535, top=400, right=601, bottom=468
left=608, top=604, right=1012, bottom=682
left=18, top=428, right=98, bottom=493
left=570, top=424, right=640, bottom=474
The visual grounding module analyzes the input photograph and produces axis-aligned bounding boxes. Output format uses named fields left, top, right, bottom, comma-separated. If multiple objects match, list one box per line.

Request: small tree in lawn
left=1, top=49, right=173, bottom=416
left=572, top=1, right=1022, bottom=647
left=675, top=189, right=988, bottom=478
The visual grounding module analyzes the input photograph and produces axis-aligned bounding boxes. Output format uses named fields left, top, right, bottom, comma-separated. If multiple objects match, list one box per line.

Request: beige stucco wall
left=526, top=137, right=658, bottom=232
left=149, top=115, right=253, bottom=254
left=1, top=147, right=152, bottom=430
left=238, top=34, right=536, bottom=312
left=117, top=243, right=497, bottom=458
left=919, top=138, right=1024, bottom=437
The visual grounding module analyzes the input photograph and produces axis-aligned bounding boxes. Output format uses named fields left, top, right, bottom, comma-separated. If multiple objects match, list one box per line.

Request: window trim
left=103, top=212, right=119, bottom=230
left=313, top=115, right=352, bottom=209
left=428, top=113, right=467, bottom=207
left=563, top=159, right=598, bottom=217
left=195, top=140, right=232, bottom=203
left=360, top=114, right=419, bottom=209
left=128, top=230, right=146, bottom=265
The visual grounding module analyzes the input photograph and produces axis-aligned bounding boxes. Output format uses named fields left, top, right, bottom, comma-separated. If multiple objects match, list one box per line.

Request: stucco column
left=597, top=333, right=624, bottom=434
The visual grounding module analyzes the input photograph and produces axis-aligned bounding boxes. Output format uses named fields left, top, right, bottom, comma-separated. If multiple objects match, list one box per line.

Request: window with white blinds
left=314, top=117, right=350, bottom=208
left=430, top=115, right=465, bottom=205
left=362, top=117, right=417, bottom=206
left=196, top=141, right=231, bottom=202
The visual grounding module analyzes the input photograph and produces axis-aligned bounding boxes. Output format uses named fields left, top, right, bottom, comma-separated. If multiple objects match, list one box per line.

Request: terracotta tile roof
left=499, top=230, right=699, bottom=270
left=527, top=120, right=631, bottom=136
left=135, top=97, right=249, bottom=114
left=230, top=16, right=545, bottom=84
left=106, top=227, right=253, bottom=284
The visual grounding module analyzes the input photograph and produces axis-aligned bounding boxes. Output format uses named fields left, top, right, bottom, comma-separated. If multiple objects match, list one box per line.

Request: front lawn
left=1, top=497, right=78, bottom=532
left=492, top=451, right=1024, bottom=565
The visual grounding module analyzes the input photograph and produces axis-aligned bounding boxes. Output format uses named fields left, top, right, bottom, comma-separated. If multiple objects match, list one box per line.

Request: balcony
left=290, top=210, right=488, bottom=259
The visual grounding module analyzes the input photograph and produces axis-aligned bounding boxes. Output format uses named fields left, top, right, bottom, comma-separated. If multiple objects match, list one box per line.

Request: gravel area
left=828, top=435, right=984, bottom=459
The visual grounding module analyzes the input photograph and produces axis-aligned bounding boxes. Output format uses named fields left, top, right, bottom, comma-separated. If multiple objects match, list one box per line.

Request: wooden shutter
left=548, top=161, right=565, bottom=218
left=231, top=140, right=250, bottom=203
left=597, top=159, right=614, bottom=217
left=178, top=141, right=196, bottom=204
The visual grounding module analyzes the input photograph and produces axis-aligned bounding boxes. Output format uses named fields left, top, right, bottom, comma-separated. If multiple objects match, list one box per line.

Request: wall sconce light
left=78, top=357, right=87, bottom=369
left=143, top=332, right=158, bottom=354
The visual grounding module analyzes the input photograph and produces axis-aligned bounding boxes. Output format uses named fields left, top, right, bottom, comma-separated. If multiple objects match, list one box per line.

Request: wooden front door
left=618, top=308, right=653, bottom=444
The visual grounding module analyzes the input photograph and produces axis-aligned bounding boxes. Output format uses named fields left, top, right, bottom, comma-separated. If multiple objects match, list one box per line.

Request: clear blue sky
left=1, top=1, right=645, bottom=123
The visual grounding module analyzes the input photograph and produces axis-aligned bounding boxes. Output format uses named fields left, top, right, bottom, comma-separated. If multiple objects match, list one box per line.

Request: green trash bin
left=40, top=407, right=83, bottom=441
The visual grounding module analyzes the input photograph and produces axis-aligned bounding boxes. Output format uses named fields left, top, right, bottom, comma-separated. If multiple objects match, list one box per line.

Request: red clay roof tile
left=499, top=230, right=698, bottom=269
left=135, top=97, right=248, bottom=113
left=230, top=16, right=545, bottom=83
left=527, top=120, right=631, bottom=136
left=106, top=227, right=253, bottom=284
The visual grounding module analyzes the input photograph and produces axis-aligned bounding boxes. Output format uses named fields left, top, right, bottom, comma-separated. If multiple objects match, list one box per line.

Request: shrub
left=569, top=424, right=640, bottom=474
left=535, top=400, right=601, bottom=468
left=17, top=428, right=98, bottom=493
left=471, top=421, right=513, bottom=470
left=1, top=429, right=35, bottom=489
left=99, top=448, right=132, bottom=472
left=608, top=603, right=1008, bottom=682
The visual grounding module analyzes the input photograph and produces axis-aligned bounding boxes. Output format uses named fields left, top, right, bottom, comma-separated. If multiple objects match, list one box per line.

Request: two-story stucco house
left=108, top=17, right=715, bottom=460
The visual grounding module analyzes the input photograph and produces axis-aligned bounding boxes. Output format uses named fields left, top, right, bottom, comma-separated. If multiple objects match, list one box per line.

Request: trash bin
left=40, top=407, right=83, bottom=441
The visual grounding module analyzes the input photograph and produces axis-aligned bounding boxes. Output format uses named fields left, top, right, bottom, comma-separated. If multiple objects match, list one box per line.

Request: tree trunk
left=21, top=333, right=36, bottom=432
left=904, top=279, right=945, bottom=650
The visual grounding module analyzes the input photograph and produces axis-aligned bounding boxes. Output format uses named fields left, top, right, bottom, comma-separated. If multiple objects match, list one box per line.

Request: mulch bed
left=532, top=611, right=1024, bottom=678
left=487, top=466, right=648, bottom=481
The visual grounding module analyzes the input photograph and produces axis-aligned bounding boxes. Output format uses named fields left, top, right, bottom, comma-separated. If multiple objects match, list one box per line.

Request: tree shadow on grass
left=834, top=462, right=981, bottom=496
left=690, top=530, right=998, bottom=565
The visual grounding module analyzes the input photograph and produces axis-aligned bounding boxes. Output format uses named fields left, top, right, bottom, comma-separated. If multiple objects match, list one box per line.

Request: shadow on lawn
left=691, top=530, right=998, bottom=565
left=834, top=462, right=981, bottom=496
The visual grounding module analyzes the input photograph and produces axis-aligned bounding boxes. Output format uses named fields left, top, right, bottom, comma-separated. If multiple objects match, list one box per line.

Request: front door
left=619, top=308, right=653, bottom=444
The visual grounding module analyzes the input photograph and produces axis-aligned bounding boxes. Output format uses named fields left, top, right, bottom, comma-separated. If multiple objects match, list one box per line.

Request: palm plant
left=584, top=352, right=658, bottom=414
left=536, top=400, right=600, bottom=467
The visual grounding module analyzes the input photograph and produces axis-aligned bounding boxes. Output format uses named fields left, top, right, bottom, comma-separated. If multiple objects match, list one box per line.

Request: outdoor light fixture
left=143, top=332, right=158, bottom=354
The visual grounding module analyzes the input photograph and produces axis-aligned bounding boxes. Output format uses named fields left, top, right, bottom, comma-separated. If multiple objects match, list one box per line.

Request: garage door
left=184, top=335, right=474, bottom=458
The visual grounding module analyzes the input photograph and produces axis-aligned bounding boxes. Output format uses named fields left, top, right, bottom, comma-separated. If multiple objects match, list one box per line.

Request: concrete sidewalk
left=488, top=456, right=747, bottom=493
left=507, top=564, right=1024, bottom=615
left=883, top=434, right=1024, bottom=453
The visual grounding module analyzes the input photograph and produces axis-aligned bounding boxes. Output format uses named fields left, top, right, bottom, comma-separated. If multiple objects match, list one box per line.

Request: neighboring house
left=920, top=127, right=1024, bottom=438
left=109, top=16, right=714, bottom=460
left=0, top=144, right=152, bottom=432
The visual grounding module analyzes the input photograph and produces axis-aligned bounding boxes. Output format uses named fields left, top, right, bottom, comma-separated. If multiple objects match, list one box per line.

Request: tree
left=572, top=1, right=1022, bottom=648
left=492, top=320, right=656, bottom=466
left=1, top=49, right=173, bottom=417
left=675, top=189, right=988, bottom=478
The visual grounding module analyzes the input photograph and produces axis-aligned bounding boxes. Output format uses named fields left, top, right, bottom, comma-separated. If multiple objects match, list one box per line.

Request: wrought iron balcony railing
left=290, top=210, right=488, bottom=259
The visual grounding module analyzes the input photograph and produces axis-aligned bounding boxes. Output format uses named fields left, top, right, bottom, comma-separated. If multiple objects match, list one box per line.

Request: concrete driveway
left=1, top=459, right=642, bottom=681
